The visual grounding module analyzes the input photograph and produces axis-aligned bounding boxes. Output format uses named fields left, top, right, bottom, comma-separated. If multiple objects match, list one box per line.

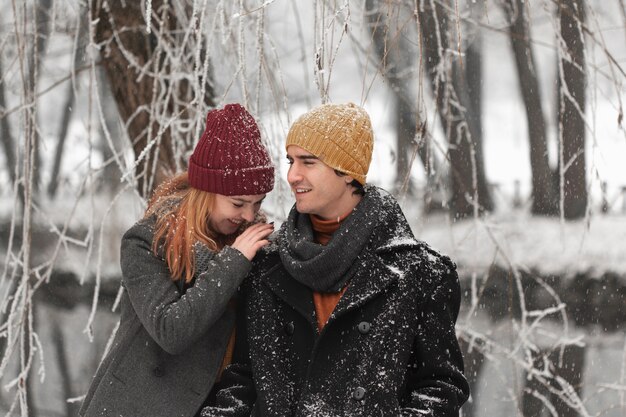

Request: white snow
left=411, top=210, right=626, bottom=279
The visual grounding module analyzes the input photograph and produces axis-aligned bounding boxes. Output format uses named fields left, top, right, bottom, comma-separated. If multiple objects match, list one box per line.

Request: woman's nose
left=242, top=206, right=255, bottom=223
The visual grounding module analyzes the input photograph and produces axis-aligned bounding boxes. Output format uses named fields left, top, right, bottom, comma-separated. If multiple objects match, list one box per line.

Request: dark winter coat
left=203, top=187, right=470, bottom=417
left=79, top=219, right=252, bottom=417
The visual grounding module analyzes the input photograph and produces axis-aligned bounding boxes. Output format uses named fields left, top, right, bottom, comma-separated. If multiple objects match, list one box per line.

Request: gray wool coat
left=79, top=219, right=251, bottom=417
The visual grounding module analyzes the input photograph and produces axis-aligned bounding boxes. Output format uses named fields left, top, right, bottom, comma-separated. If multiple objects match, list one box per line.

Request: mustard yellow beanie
left=285, top=102, right=374, bottom=185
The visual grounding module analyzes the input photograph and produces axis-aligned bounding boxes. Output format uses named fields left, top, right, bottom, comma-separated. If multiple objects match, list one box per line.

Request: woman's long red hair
left=144, top=173, right=219, bottom=283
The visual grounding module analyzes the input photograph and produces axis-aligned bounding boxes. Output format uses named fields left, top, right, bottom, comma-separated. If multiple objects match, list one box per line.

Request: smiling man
left=203, top=103, right=469, bottom=417
left=286, top=146, right=362, bottom=220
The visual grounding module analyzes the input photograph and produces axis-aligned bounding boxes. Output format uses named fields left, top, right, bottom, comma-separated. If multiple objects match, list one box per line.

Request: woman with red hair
left=80, top=104, right=274, bottom=417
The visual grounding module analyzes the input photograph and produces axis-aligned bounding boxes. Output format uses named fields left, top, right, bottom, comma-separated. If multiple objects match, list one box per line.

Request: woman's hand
left=231, top=222, right=274, bottom=261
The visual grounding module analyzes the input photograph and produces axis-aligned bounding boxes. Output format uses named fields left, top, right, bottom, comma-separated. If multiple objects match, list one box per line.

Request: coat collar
left=261, top=247, right=413, bottom=325
left=261, top=187, right=424, bottom=325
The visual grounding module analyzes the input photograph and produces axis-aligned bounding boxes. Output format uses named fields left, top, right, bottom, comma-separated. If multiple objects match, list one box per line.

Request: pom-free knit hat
left=285, top=102, right=373, bottom=185
left=188, top=103, right=274, bottom=196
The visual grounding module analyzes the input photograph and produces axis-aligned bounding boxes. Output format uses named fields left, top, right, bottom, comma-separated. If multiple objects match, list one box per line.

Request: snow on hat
left=188, top=103, right=274, bottom=196
left=285, top=102, right=373, bottom=185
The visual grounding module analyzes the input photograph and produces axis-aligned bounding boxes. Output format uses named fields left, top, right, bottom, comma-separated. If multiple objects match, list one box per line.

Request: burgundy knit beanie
left=188, top=104, right=274, bottom=196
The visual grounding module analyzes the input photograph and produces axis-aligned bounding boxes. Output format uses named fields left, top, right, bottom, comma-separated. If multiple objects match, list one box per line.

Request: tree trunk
left=558, top=0, right=587, bottom=220
left=0, top=57, right=24, bottom=216
left=451, top=54, right=493, bottom=215
left=417, top=0, right=493, bottom=218
left=466, top=0, right=483, bottom=148
left=365, top=0, right=426, bottom=195
left=50, top=311, right=81, bottom=417
left=47, top=6, right=88, bottom=199
left=504, top=0, right=558, bottom=215
left=46, top=86, right=73, bottom=199
left=97, top=66, right=126, bottom=193
left=459, top=338, right=486, bottom=417
left=393, top=92, right=419, bottom=195
left=92, top=0, right=176, bottom=197
left=92, top=0, right=215, bottom=197
left=0, top=56, right=18, bottom=186
left=26, top=0, right=53, bottom=196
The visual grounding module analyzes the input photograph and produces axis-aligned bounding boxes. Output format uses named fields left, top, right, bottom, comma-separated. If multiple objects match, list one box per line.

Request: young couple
left=80, top=103, right=469, bottom=417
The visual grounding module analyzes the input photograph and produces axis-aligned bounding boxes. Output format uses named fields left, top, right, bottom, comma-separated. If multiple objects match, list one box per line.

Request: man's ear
left=344, top=175, right=355, bottom=184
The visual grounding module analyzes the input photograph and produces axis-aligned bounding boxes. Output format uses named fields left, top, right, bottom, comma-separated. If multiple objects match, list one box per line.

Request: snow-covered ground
left=411, top=209, right=626, bottom=278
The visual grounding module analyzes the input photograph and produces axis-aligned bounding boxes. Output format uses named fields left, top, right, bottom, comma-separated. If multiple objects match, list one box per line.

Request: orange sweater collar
left=309, top=211, right=352, bottom=245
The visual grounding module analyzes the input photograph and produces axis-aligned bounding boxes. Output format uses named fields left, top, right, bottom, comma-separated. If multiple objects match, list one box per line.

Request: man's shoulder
left=413, top=240, right=456, bottom=273
left=376, top=239, right=457, bottom=284
left=373, top=242, right=458, bottom=308
left=250, top=240, right=281, bottom=280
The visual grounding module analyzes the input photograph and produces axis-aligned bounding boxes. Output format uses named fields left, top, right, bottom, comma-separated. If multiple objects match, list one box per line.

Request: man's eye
left=286, top=159, right=293, bottom=165
left=233, top=203, right=244, bottom=208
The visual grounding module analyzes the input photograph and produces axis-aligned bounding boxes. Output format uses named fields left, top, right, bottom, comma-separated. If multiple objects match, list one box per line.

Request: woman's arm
left=202, top=286, right=256, bottom=417
left=120, top=221, right=251, bottom=354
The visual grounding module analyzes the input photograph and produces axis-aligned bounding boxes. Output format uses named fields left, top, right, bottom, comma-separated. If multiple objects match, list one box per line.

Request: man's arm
left=400, top=260, right=470, bottom=417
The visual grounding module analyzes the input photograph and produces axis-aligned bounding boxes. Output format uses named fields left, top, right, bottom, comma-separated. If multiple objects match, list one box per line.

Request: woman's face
left=209, top=193, right=266, bottom=236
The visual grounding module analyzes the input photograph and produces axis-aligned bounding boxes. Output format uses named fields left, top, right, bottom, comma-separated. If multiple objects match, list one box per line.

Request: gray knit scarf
left=278, top=186, right=382, bottom=293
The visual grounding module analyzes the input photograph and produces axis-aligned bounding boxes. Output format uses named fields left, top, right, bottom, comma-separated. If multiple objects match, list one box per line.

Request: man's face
left=209, top=193, right=266, bottom=236
left=286, top=145, right=357, bottom=220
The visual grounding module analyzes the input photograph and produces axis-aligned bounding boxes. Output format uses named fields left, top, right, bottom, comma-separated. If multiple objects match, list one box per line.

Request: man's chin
left=295, top=203, right=318, bottom=216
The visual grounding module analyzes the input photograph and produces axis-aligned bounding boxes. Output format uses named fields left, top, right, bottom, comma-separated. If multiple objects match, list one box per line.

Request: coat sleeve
left=201, top=282, right=256, bottom=417
left=400, top=257, right=470, bottom=417
left=120, top=221, right=251, bottom=355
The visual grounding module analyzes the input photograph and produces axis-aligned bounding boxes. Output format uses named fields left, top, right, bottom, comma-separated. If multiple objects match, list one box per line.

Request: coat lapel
left=329, top=253, right=400, bottom=322
left=262, top=266, right=316, bottom=325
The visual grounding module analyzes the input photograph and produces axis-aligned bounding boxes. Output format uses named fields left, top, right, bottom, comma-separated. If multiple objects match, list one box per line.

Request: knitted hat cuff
left=188, top=159, right=275, bottom=196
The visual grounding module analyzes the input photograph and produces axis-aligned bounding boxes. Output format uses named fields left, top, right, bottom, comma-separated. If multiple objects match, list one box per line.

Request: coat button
left=284, top=322, right=295, bottom=336
left=352, top=387, right=366, bottom=400
left=357, top=321, right=371, bottom=334
left=153, top=366, right=164, bottom=377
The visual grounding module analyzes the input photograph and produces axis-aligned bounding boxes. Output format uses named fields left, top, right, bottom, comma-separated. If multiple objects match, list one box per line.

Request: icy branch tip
left=145, top=0, right=153, bottom=34
left=67, top=395, right=87, bottom=404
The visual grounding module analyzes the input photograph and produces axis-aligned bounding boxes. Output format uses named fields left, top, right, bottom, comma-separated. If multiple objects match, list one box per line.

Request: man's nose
left=287, top=165, right=302, bottom=185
